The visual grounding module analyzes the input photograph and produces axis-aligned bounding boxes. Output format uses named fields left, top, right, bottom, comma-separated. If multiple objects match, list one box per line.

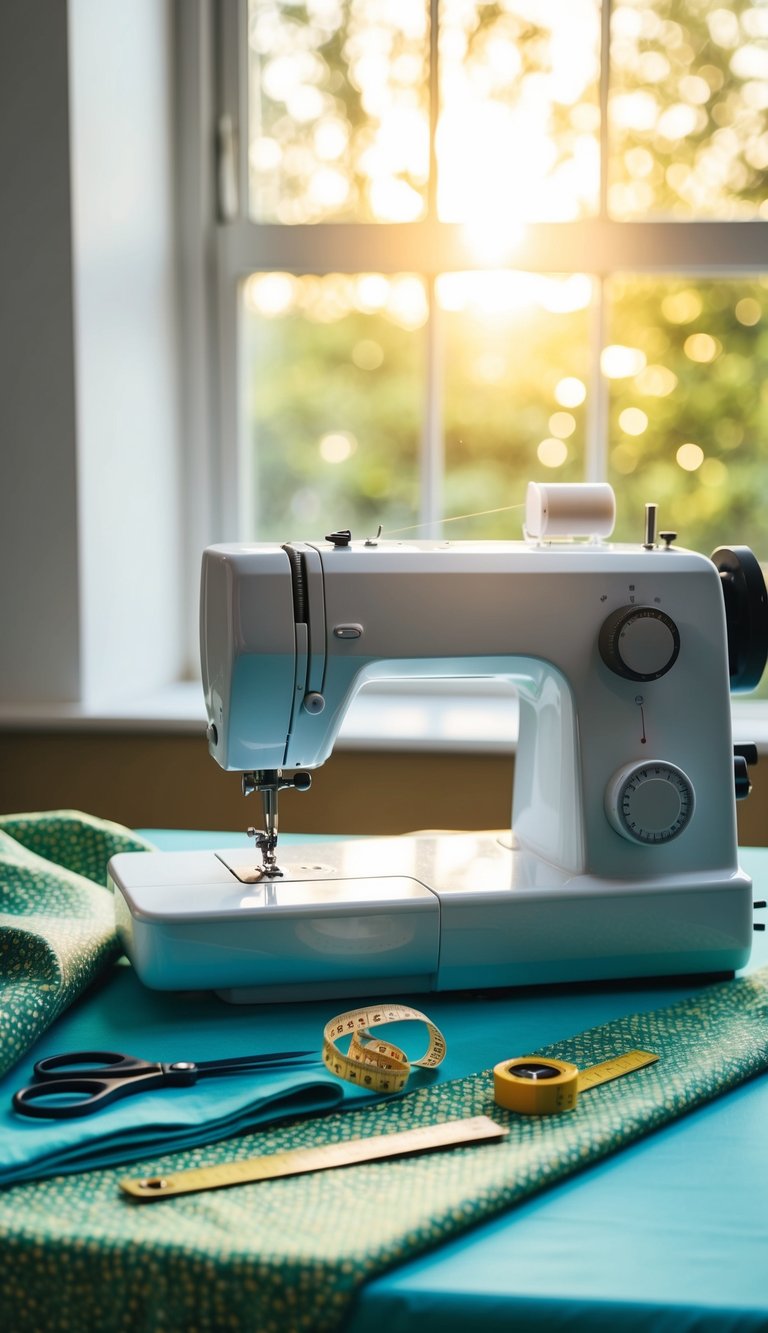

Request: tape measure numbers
left=493, top=1049, right=658, bottom=1115
left=121, top=1115, right=507, bottom=1201
left=322, top=1003, right=447, bottom=1094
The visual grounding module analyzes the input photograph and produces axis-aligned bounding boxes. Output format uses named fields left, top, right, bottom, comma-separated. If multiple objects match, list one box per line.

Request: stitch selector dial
left=599, top=605, right=680, bottom=682
left=605, top=762, right=694, bottom=845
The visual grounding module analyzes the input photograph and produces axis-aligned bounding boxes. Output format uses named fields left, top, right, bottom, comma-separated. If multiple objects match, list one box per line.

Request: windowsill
left=2, top=681, right=768, bottom=753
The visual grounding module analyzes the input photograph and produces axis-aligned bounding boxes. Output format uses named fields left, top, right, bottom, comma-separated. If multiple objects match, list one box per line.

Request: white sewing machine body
left=111, top=497, right=763, bottom=1001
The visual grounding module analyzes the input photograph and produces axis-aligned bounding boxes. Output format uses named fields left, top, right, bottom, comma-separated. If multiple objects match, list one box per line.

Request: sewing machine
left=110, top=483, right=768, bottom=1002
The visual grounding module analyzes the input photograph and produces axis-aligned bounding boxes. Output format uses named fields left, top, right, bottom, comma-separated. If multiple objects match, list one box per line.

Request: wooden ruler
left=576, top=1049, right=658, bottom=1092
left=121, top=1115, right=507, bottom=1202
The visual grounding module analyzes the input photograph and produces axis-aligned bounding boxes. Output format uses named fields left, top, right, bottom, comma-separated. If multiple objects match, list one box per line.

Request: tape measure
left=493, top=1049, right=658, bottom=1115
left=321, top=1003, right=447, bottom=1094
left=120, top=1114, right=507, bottom=1202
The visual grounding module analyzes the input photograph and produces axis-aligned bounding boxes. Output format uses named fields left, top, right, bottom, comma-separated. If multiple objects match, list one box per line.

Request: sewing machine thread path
left=111, top=485, right=768, bottom=1001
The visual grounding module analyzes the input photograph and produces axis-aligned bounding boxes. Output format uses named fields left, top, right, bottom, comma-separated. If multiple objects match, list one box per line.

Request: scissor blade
left=194, top=1050, right=318, bottom=1075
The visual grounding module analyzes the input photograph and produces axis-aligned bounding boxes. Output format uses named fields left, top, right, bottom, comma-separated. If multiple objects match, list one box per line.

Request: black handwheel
left=711, top=546, right=768, bottom=692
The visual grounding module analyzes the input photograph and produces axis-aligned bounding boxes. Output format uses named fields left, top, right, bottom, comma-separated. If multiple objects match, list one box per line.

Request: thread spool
left=525, top=482, right=616, bottom=540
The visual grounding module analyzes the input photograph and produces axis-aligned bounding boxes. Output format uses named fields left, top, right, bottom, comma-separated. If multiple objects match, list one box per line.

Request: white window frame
left=207, top=0, right=768, bottom=548
left=173, top=0, right=768, bottom=748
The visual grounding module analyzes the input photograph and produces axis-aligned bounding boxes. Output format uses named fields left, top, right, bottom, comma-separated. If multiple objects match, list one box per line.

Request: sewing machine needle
left=260, top=774, right=281, bottom=874
left=264, top=786, right=278, bottom=848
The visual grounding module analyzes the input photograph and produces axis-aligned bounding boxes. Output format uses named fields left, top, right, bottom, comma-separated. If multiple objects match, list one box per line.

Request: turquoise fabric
left=0, top=816, right=372, bottom=1182
left=2, top=818, right=768, bottom=1333
left=1, top=966, right=768, bottom=1333
left=1, top=959, right=371, bottom=1184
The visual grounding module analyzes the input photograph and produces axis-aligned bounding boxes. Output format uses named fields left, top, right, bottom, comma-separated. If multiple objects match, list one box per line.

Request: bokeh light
left=601, top=344, right=647, bottom=378
left=351, top=339, right=384, bottom=370
left=319, top=431, right=357, bottom=464
left=676, top=442, right=705, bottom=471
left=537, top=438, right=569, bottom=467
left=683, top=333, right=721, bottom=363
left=554, top=376, right=587, bottom=407
left=618, top=407, right=649, bottom=436
left=735, top=297, right=762, bottom=326
left=549, top=412, right=577, bottom=439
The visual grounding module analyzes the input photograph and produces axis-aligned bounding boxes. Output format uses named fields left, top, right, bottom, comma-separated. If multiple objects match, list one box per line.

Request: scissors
left=13, top=1047, right=319, bottom=1119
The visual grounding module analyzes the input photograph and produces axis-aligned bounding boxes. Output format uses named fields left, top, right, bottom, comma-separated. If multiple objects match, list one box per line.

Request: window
left=210, top=0, right=768, bottom=682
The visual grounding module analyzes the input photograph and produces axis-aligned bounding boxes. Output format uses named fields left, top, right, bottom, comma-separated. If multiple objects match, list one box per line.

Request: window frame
left=209, top=0, right=768, bottom=555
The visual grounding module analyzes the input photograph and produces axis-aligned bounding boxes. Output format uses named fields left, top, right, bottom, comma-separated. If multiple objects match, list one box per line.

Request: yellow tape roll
left=493, top=1057, right=580, bottom=1115
left=493, top=1049, right=659, bottom=1115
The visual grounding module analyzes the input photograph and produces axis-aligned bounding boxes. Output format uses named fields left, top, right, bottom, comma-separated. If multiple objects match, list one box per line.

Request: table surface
left=134, top=832, right=768, bottom=1333
left=10, top=829, right=768, bottom=1332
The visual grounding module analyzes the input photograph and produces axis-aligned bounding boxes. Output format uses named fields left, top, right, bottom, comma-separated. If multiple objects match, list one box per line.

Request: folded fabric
left=0, top=810, right=155, bottom=1078
left=0, top=939, right=378, bottom=1187
left=1, top=1059, right=354, bottom=1185
left=2, top=967, right=767, bottom=1333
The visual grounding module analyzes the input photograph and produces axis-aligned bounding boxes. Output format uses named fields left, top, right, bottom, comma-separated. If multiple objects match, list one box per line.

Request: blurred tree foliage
left=441, top=290, right=589, bottom=537
left=609, top=278, right=768, bottom=556
left=247, top=273, right=768, bottom=556
left=245, top=295, right=424, bottom=541
left=609, top=0, right=768, bottom=219
left=245, top=0, right=768, bottom=716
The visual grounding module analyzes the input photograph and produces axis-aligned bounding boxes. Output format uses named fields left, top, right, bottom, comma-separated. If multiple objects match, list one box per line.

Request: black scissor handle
left=12, top=1076, right=130, bottom=1118
left=12, top=1051, right=168, bottom=1119
left=32, top=1050, right=155, bottom=1080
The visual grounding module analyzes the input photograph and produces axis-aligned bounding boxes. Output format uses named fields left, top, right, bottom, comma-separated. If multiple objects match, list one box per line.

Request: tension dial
left=605, top=762, right=695, bottom=845
left=599, top=605, right=680, bottom=682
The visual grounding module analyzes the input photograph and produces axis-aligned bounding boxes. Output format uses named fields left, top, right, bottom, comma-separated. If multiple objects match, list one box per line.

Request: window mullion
left=586, top=0, right=611, bottom=485
left=219, top=218, right=768, bottom=281
left=586, top=277, right=609, bottom=483
left=599, top=0, right=612, bottom=218
left=420, top=0, right=443, bottom=532
left=216, top=0, right=248, bottom=221
left=421, top=278, right=444, bottom=531
left=215, top=0, right=251, bottom=541
left=428, top=0, right=439, bottom=220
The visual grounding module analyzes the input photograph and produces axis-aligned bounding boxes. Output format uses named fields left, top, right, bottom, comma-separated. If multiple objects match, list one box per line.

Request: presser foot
left=241, top=768, right=312, bottom=881
left=246, top=828, right=284, bottom=879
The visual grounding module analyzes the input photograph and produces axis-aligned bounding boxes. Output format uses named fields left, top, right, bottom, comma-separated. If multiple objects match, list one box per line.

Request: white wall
left=0, top=3, right=82, bottom=701
left=0, top=0, right=184, bottom=709
left=69, top=0, right=183, bottom=707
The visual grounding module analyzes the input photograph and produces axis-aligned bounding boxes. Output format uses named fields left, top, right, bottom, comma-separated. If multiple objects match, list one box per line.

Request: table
left=345, top=855, right=768, bottom=1333
left=146, top=833, right=768, bottom=1332
left=7, top=831, right=768, bottom=1332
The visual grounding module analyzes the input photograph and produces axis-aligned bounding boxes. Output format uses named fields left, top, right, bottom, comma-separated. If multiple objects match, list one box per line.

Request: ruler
left=576, top=1049, right=658, bottom=1092
left=121, top=1115, right=507, bottom=1202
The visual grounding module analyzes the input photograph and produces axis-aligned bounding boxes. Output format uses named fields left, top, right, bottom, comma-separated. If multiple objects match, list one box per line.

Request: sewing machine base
left=109, top=833, right=753, bottom=1002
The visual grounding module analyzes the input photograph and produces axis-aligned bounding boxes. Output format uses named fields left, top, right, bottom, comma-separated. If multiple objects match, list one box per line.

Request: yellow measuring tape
left=121, top=1115, right=507, bottom=1201
left=321, top=1002, right=447, bottom=1093
left=493, top=1049, right=659, bottom=1115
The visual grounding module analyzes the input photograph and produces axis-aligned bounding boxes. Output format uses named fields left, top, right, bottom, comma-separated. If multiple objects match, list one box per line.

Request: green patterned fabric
left=1, top=967, right=767, bottom=1333
left=0, top=810, right=153, bottom=1078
